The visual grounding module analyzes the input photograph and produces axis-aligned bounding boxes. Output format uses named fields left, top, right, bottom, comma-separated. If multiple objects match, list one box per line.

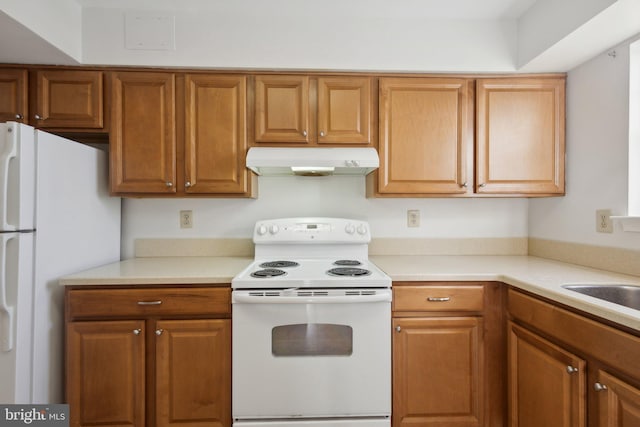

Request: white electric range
left=232, top=217, right=391, bottom=427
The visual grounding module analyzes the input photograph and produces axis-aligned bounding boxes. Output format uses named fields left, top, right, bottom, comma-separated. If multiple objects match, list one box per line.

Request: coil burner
left=326, top=267, right=372, bottom=277
left=250, top=269, right=287, bottom=278
left=259, top=261, right=300, bottom=268
left=333, top=260, right=362, bottom=266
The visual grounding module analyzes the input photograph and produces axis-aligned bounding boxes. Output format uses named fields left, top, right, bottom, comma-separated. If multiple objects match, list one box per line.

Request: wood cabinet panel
left=67, top=287, right=231, bottom=319
left=476, top=78, right=565, bottom=194
left=595, top=370, right=640, bottom=427
left=317, top=76, right=371, bottom=144
left=0, top=69, right=28, bottom=123
left=185, top=74, right=249, bottom=194
left=254, top=75, right=310, bottom=144
left=155, top=319, right=231, bottom=427
left=110, top=71, right=176, bottom=194
left=66, top=320, right=145, bottom=427
left=34, top=70, right=103, bottom=128
left=377, top=77, right=472, bottom=195
left=393, top=316, right=483, bottom=427
left=508, top=321, right=586, bottom=427
left=393, top=285, right=484, bottom=312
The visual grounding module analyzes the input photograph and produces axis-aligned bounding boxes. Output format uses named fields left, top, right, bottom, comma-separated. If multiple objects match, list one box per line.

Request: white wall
left=0, top=0, right=82, bottom=62
left=80, top=4, right=518, bottom=72
left=528, top=36, right=640, bottom=249
left=121, top=177, right=528, bottom=258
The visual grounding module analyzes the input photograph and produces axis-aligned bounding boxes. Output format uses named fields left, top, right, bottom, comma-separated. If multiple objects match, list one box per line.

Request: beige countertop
left=60, top=255, right=640, bottom=331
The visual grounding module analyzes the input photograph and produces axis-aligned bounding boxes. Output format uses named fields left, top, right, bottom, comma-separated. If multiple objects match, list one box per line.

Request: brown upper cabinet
left=184, top=74, right=251, bottom=195
left=110, top=71, right=253, bottom=197
left=110, top=71, right=177, bottom=195
left=253, top=75, right=372, bottom=146
left=0, top=69, right=28, bottom=123
left=371, top=75, right=565, bottom=197
left=33, top=70, right=104, bottom=129
left=0, top=68, right=104, bottom=130
left=374, top=77, right=473, bottom=196
left=476, top=77, right=565, bottom=195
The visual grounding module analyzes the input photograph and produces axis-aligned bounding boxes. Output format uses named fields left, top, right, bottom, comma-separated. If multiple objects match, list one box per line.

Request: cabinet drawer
left=393, top=285, right=484, bottom=312
left=67, top=287, right=231, bottom=319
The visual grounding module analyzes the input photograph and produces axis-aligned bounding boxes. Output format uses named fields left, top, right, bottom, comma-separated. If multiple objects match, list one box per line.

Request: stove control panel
left=253, top=217, right=371, bottom=243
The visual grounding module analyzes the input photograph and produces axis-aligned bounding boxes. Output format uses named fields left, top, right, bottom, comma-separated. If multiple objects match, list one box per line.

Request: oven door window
left=272, top=323, right=353, bottom=356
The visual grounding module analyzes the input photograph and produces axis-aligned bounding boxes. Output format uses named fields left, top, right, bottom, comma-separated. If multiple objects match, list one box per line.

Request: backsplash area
left=121, top=176, right=529, bottom=258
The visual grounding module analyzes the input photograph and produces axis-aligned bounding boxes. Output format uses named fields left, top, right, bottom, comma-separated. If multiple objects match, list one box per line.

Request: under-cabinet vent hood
left=246, top=147, right=379, bottom=176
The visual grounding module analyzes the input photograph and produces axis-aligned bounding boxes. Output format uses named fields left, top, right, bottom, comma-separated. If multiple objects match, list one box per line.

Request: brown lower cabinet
left=508, top=289, right=640, bottom=427
left=65, top=286, right=231, bottom=427
left=392, top=282, right=506, bottom=427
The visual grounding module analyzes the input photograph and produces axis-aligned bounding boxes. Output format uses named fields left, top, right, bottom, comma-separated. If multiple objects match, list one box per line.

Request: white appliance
left=0, top=122, right=121, bottom=404
left=232, top=218, right=391, bottom=427
left=245, top=147, right=379, bottom=176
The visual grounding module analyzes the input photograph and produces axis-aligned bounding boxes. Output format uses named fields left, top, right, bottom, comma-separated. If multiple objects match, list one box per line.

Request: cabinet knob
left=133, top=329, right=142, bottom=335
left=478, top=183, right=486, bottom=188
left=14, top=114, right=23, bottom=120
left=166, top=182, right=173, bottom=188
left=34, top=114, right=44, bottom=121
left=461, top=182, right=468, bottom=188
left=594, top=382, right=608, bottom=392
left=302, top=130, right=308, bottom=137
left=566, top=365, right=579, bottom=374
left=185, top=181, right=191, bottom=188
left=155, top=329, right=164, bottom=336
left=395, top=326, right=401, bottom=332
left=320, top=131, right=325, bottom=137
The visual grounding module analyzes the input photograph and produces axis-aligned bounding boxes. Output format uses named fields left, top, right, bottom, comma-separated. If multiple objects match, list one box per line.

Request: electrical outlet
left=180, top=210, right=193, bottom=229
left=407, top=210, right=420, bottom=227
left=596, top=209, right=613, bottom=233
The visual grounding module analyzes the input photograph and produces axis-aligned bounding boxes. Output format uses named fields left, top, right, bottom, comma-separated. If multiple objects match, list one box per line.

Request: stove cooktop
left=232, top=258, right=391, bottom=289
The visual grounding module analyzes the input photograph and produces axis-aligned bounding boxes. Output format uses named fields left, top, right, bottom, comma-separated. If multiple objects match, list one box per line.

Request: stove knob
left=345, top=223, right=356, bottom=234
left=269, top=224, right=280, bottom=235
left=357, top=224, right=368, bottom=235
left=257, top=225, right=268, bottom=235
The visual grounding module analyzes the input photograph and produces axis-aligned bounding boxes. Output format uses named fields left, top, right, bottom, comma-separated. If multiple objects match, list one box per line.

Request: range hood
left=245, top=147, right=379, bottom=176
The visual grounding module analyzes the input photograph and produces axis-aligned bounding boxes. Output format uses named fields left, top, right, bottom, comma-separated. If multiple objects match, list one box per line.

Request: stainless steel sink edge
left=562, top=284, right=640, bottom=311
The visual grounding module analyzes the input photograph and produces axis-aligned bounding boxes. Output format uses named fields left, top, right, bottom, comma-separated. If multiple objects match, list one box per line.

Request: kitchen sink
left=562, top=284, right=640, bottom=311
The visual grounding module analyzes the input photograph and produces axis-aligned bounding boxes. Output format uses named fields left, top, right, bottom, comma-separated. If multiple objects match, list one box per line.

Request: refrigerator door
left=0, top=122, right=35, bottom=232
left=0, top=231, right=34, bottom=403
left=31, top=129, right=121, bottom=404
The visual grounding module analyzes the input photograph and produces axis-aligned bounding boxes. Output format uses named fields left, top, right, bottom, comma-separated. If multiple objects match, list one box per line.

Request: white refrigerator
left=0, top=122, right=121, bottom=404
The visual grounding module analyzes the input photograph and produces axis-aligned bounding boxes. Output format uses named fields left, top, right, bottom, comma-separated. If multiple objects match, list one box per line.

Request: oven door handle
left=232, top=293, right=392, bottom=304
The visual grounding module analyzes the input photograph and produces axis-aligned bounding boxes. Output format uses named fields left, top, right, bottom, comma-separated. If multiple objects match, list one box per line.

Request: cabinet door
left=34, top=70, right=103, bottom=128
left=393, top=317, right=483, bottom=427
left=317, top=76, right=371, bottom=144
left=378, top=78, right=472, bottom=195
left=508, top=322, right=585, bottom=427
left=185, top=74, right=250, bottom=194
left=254, top=75, right=310, bottom=144
left=155, top=319, right=231, bottom=427
left=476, top=78, right=565, bottom=194
left=66, top=320, right=145, bottom=427
left=110, top=71, right=177, bottom=193
left=0, top=69, right=28, bottom=123
left=594, top=370, right=640, bottom=427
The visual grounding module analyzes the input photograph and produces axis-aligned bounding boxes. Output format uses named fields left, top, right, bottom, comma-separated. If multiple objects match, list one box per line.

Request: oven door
left=232, top=289, right=391, bottom=421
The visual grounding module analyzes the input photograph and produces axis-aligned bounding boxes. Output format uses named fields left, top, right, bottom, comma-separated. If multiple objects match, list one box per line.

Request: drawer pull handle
left=427, top=297, right=451, bottom=302
left=137, top=300, right=162, bottom=306
left=594, top=382, right=608, bottom=392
